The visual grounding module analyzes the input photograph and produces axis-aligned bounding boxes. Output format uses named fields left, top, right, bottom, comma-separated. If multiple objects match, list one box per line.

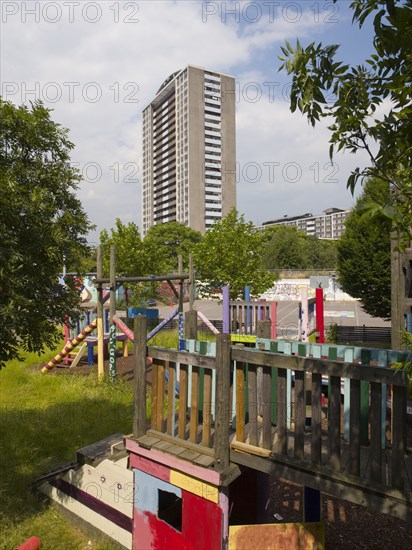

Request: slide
left=42, top=319, right=97, bottom=373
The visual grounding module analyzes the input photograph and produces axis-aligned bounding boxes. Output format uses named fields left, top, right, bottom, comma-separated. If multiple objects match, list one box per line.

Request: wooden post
left=349, top=379, right=361, bottom=477
left=370, top=381, right=382, bottom=482
left=244, top=286, right=251, bottom=332
left=214, top=333, right=231, bottom=472
left=235, top=346, right=246, bottom=444
left=109, top=245, right=117, bottom=382
left=390, top=237, right=412, bottom=349
left=189, top=253, right=195, bottom=311
left=257, top=320, right=270, bottom=418
left=392, top=384, right=406, bottom=490
left=270, top=301, right=277, bottom=339
left=96, top=245, right=104, bottom=380
left=133, top=315, right=147, bottom=439
left=222, top=286, right=230, bottom=334
left=185, top=310, right=197, bottom=340
left=257, top=320, right=271, bottom=339
left=178, top=254, right=184, bottom=350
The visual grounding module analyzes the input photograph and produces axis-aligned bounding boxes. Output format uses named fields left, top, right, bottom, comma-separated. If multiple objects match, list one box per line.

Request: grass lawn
left=0, top=346, right=134, bottom=549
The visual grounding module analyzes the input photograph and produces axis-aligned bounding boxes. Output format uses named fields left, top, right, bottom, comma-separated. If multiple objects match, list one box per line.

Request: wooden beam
left=328, top=375, right=341, bottom=470
left=231, top=348, right=407, bottom=386
left=148, top=346, right=216, bottom=370
left=214, top=333, right=231, bottom=472
left=133, top=315, right=147, bottom=438
left=349, top=379, right=361, bottom=477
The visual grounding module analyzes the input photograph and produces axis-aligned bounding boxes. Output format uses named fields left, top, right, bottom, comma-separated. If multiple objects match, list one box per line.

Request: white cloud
left=1, top=0, right=366, bottom=239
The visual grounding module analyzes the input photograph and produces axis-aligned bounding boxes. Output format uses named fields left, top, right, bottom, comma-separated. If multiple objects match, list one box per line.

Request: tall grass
left=0, top=348, right=133, bottom=549
left=0, top=328, right=212, bottom=548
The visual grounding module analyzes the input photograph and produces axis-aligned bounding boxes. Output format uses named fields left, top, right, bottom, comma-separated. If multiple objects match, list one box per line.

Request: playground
left=17, top=342, right=411, bottom=550
left=6, top=247, right=412, bottom=549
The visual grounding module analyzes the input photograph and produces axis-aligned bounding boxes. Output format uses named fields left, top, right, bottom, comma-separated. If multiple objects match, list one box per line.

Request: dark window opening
left=158, top=489, right=183, bottom=532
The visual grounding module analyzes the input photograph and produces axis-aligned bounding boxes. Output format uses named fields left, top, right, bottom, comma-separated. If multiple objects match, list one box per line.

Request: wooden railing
left=132, top=317, right=410, bottom=498
left=229, top=300, right=272, bottom=335
left=231, top=346, right=408, bottom=489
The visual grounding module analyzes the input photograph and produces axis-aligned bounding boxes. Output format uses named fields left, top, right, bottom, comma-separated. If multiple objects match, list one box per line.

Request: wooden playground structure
left=38, top=246, right=412, bottom=549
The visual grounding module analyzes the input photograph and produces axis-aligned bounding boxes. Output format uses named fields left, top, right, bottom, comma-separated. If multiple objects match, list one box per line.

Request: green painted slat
left=270, top=341, right=278, bottom=354
left=328, top=347, right=338, bottom=361
left=198, top=340, right=207, bottom=355
left=298, top=344, right=306, bottom=357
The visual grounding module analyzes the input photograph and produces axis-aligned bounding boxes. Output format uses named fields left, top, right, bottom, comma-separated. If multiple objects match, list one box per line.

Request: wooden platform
left=130, top=322, right=412, bottom=523
left=76, top=433, right=126, bottom=465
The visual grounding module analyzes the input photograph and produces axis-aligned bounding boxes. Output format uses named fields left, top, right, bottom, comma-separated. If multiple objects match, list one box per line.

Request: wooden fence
left=131, top=316, right=411, bottom=520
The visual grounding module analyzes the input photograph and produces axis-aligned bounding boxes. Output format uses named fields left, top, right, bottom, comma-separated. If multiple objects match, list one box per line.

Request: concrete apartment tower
left=141, top=65, right=236, bottom=236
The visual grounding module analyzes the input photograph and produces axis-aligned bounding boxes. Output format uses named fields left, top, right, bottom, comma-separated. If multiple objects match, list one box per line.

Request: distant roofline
left=262, top=208, right=350, bottom=226
left=148, top=64, right=235, bottom=108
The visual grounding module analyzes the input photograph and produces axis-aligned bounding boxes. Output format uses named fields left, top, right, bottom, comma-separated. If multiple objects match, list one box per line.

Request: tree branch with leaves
left=279, top=0, right=412, bottom=245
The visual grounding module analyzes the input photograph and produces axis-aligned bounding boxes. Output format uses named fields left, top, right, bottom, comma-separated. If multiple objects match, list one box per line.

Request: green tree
left=279, top=0, right=412, bottom=244
left=305, top=237, right=338, bottom=270
left=337, top=178, right=391, bottom=319
left=100, top=218, right=144, bottom=276
left=262, top=225, right=307, bottom=270
left=262, top=225, right=338, bottom=270
left=100, top=218, right=145, bottom=309
left=0, top=100, right=92, bottom=367
left=194, top=209, right=274, bottom=300
left=143, top=221, right=202, bottom=274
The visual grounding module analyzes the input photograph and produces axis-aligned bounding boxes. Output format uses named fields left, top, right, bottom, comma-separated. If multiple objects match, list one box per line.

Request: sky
left=1, top=0, right=376, bottom=242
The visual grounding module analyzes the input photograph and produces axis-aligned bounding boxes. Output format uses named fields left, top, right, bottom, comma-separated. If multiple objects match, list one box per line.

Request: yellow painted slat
left=169, top=470, right=218, bottom=503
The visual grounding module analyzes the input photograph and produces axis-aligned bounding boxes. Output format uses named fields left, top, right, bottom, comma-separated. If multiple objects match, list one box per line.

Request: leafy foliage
left=262, top=225, right=338, bottom=270
left=262, top=226, right=307, bottom=270
left=100, top=218, right=147, bottom=309
left=0, top=100, right=92, bottom=368
left=279, top=0, right=412, bottom=244
left=392, top=331, right=412, bottom=383
left=193, top=209, right=274, bottom=299
left=100, top=218, right=144, bottom=277
left=337, top=177, right=391, bottom=319
left=143, top=221, right=202, bottom=274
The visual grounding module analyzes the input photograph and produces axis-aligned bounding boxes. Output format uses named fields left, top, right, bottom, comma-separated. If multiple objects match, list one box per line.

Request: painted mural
left=261, top=278, right=355, bottom=302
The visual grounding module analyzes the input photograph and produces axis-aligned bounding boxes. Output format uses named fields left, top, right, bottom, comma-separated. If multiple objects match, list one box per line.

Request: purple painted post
left=147, top=307, right=179, bottom=341
left=222, top=286, right=230, bottom=334
left=244, top=285, right=251, bottom=333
